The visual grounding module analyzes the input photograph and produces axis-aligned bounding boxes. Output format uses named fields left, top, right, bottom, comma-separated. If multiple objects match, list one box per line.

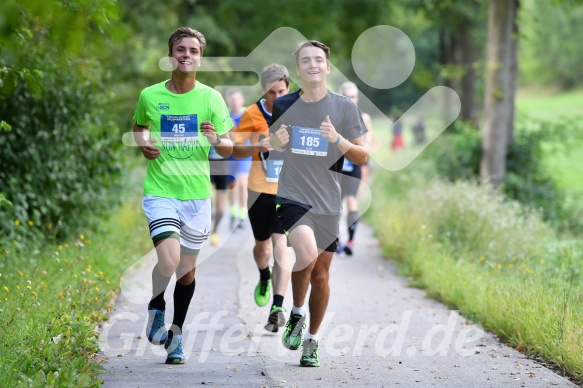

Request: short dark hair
left=168, top=27, right=206, bottom=55
left=260, top=63, right=290, bottom=90
left=292, top=40, right=330, bottom=66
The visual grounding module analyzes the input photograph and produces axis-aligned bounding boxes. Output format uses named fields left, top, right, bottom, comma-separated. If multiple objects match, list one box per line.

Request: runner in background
left=336, top=81, right=375, bottom=255
left=232, top=64, right=292, bottom=332
left=225, top=88, right=252, bottom=229
left=208, top=140, right=231, bottom=246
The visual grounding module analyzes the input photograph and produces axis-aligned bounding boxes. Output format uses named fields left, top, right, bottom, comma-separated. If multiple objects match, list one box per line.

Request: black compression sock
left=347, top=211, right=359, bottom=241
left=272, top=294, right=284, bottom=308
left=148, top=264, right=171, bottom=311
left=172, top=279, right=196, bottom=331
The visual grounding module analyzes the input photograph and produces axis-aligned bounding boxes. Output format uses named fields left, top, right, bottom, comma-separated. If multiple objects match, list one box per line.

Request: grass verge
left=367, top=163, right=583, bottom=379
left=0, top=166, right=150, bottom=387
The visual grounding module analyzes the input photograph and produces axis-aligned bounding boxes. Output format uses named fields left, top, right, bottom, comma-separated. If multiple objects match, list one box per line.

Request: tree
left=406, top=0, right=487, bottom=126
left=520, top=0, right=583, bottom=89
left=480, top=0, right=520, bottom=187
left=0, top=0, right=126, bottom=247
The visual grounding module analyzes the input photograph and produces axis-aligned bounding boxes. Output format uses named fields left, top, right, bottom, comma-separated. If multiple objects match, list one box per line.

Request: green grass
left=517, top=88, right=583, bottom=121
left=0, top=166, right=150, bottom=387
left=545, top=147, right=583, bottom=194
left=517, top=87, right=583, bottom=195
left=367, top=165, right=583, bottom=379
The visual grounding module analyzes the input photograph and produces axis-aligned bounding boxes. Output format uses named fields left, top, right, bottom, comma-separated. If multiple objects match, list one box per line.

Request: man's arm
left=232, top=140, right=270, bottom=158
left=133, top=122, right=160, bottom=160
left=268, top=98, right=289, bottom=150
left=201, top=121, right=233, bottom=158
left=319, top=115, right=368, bottom=166
left=213, top=133, right=233, bottom=158
left=338, top=135, right=367, bottom=166
left=232, top=108, right=270, bottom=158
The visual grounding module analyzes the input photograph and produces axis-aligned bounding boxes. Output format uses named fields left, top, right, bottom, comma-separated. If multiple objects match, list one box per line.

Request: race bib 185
left=290, top=126, right=328, bottom=156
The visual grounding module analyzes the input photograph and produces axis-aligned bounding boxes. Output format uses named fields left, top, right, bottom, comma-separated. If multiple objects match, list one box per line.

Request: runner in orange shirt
left=232, top=64, right=292, bottom=331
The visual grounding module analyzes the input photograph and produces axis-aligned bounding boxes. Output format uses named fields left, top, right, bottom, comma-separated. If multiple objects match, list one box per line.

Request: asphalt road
left=98, top=218, right=574, bottom=387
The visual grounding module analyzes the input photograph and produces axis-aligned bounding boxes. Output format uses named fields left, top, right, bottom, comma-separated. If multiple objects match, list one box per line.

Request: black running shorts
left=209, top=159, right=229, bottom=190
left=247, top=190, right=284, bottom=241
left=276, top=203, right=339, bottom=253
left=341, top=163, right=362, bottom=198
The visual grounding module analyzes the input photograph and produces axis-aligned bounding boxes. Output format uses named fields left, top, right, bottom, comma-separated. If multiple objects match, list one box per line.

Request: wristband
left=211, top=135, right=222, bottom=146
left=333, top=134, right=342, bottom=146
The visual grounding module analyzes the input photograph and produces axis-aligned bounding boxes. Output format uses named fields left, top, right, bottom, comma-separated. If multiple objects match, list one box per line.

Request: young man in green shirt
left=132, top=27, right=233, bottom=364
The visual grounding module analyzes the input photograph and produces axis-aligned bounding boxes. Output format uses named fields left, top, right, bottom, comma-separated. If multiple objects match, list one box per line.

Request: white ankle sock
left=291, top=304, right=306, bottom=316
left=305, top=332, right=318, bottom=342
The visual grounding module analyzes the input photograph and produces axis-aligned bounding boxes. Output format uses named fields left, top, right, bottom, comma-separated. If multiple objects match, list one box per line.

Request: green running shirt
left=133, top=81, right=233, bottom=200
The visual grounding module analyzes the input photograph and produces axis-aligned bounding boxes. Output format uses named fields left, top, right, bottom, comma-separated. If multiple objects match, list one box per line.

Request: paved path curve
left=99, top=220, right=574, bottom=387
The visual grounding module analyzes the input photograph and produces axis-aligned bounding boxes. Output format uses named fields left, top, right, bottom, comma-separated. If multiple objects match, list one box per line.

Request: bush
left=422, top=118, right=583, bottom=234
left=0, top=0, right=128, bottom=250
left=426, top=120, right=481, bottom=181
left=0, top=62, right=124, bottom=249
left=366, top=172, right=583, bottom=378
left=0, top=173, right=150, bottom=387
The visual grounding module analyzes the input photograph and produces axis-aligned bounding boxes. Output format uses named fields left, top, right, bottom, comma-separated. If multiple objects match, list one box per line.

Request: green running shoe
left=281, top=313, right=305, bottom=350
left=300, top=338, right=320, bottom=367
left=254, top=269, right=271, bottom=307
left=264, top=306, right=286, bottom=332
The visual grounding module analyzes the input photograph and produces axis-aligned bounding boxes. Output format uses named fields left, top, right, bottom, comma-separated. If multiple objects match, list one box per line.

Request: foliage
left=113, top=0, right=444, bottom=113
left=0, top=64, right=125, bottom=247
left=505, top=117, right=583, bottom=231
left=423, top=118, right=583, bottom=234
left=519, top=0, right=583, bottom=89
left=425, top=120, right=482, bottom=181
left=366, top=169, right=583, bottom=378
left=0, top=0, right=127, bottom=248
left=0, top=177, right=150, bottom=387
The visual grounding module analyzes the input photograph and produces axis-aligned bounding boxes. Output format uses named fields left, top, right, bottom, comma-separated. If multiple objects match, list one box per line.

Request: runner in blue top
left=225, top=88, right=252, bottom=229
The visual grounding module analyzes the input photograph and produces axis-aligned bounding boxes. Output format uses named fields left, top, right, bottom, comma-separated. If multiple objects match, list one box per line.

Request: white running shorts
left=142, top=195, right=211, bottom=250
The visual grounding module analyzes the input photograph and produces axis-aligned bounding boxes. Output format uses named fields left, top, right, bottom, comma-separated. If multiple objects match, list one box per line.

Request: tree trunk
left=507, top=15, right=519, bottom=142
left=480, top=0, right=519, bottom=187
left=439, top=27, right=459, bottom=125
left=460, top=29, right=477, bottom=126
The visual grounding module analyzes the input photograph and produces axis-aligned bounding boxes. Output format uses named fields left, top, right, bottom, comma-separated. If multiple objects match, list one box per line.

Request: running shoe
left=164, top=333, right=186, bottom=364
left=300, top=338, right=320, bottom=367
left=264, top=306, right=286, bottom=332
left=281, top=313, right=305, bottom=350
left=343, top=240, right=354, bottom=256
left=254, top=278, right=271, bottom=307
left=335, top=242, right=344, bottom=254
left=146, top=308, right=167, bottom=345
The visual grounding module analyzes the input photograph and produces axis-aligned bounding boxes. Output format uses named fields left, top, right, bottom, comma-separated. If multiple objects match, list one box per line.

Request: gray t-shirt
left=271, top=89, right=367, bottom=215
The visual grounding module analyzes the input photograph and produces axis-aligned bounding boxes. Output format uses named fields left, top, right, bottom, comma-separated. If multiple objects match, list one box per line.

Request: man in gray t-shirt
left=272, top=89, right=366, bottom=215
left=269, top=40, right=368, bottom=367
